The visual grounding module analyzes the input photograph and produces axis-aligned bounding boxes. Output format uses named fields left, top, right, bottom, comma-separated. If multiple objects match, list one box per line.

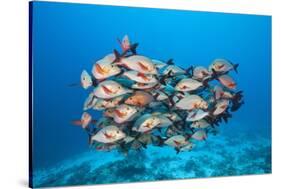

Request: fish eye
left=118, top=86, right=121, bottom=89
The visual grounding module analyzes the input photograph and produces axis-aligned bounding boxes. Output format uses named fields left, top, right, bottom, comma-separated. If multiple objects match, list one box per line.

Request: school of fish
left=74, top=35, right=244, bottom=154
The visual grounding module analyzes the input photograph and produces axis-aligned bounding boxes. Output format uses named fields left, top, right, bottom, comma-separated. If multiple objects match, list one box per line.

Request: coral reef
left=33, top=134, right=271, bottom=187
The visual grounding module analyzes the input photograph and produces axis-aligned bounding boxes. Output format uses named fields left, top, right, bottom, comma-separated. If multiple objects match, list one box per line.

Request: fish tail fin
left=139, top=141, right=147, bottom=149
left=119, top=141, right=129, bottom=155
left=114, top=69, right=125, bottom=78
left=166, top=59, right=174, bottom=65
left=91, top=119, right=97, bottom=125
left=175, top=147, right=180, bottom=154
left=160, top=70, right=172, bottom=85
left=209, top=111, right=215, bottom=119
left=153, top=92, right=160, bottom=100
left=159, top=77, right=166, bottom=85
left=233, top=63, right=239, bottom=73
left=154, top=136, right=165, bottom=146
left=228, top=59, right=239, bottom=73
left=134, top=133, right=142, bottom=140
left=207, top=110, right=217, bottom=122
left=130, top=43, right=138, bottom=55
left=231, top=100, right=244, bottom=112
left=202, top=79, right=210, bottom=88
left=168, top=95, right=176, bottom=107
left=222, top=114, right=228, bottom=123
left=185, top=133, right=192, bottom=140
left=117, top=37, right=122, bottom=47
left=231, top=91, right=244, bottom=111
left=233, top=90, right=243, bottom=101
left=211, top=68, right=219, bottom=79
left=185, top=66, right=194, bottom=76
left=190, top=127, right=195, bottom=134
left=88, top=133, right=93, bottom=145
left=160, top=69, right=173, bottom=85
left=91, top=76, right=99, bottom=87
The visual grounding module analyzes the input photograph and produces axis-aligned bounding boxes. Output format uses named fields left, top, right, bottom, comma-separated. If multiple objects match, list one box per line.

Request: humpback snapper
left=74, top=35, right=244, bottom=154
left=93, top=80, right=132, bottom=99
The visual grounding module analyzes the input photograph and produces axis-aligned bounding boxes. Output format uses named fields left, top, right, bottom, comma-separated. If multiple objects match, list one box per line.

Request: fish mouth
left=114, top=109, right=127, bottom=118
left=95, top=64, right=109, bottom=75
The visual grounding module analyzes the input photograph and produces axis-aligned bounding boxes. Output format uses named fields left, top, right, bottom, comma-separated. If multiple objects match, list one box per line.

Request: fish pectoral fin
left=138, top=61, right=149, bottom=71
left=103, top=131, right=112, bottom=139
left=101, top=85, right=113, bottom=95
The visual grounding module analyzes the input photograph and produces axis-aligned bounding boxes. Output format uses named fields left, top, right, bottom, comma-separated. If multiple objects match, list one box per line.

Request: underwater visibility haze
left=30, top=1, right=271, bottom=188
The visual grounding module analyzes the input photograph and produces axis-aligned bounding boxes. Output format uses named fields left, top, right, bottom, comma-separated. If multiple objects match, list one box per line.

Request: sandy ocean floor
left=32, top=129, right=271, bottom=188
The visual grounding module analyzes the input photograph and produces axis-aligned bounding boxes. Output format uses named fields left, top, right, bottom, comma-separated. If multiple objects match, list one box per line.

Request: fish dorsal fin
left=113, top=49, right=121, bottom=63
left=166, top=59, right=174, bottom=65
left=129, top=43, right=138, bottom=55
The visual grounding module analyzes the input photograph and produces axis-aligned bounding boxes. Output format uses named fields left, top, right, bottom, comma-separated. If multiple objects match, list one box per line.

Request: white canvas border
left=0, top=0, right=279, bottom=188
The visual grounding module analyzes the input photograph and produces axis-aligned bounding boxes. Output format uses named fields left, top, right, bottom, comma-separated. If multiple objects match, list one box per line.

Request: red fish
left=218, top=75, right=236, bottom=90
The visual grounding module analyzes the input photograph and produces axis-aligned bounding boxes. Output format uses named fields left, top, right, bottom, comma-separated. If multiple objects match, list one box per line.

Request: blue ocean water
left=31, top=1, right=271, bottom=188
